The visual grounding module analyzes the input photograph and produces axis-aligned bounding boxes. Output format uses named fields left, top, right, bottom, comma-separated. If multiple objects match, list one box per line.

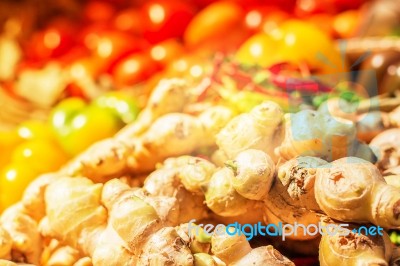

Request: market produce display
left=1, top=0, right=400, bottom=265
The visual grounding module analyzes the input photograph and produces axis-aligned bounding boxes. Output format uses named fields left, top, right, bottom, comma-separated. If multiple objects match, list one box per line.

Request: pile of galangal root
left=1, top=78, right=400, bottom=266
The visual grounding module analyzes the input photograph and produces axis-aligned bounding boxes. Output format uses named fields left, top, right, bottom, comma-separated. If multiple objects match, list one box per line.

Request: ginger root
left=62, top=105, right=233, bottom=182
left=315, top=157, right=400, bottom=228
left=210, top=225, right=294, bottom=266
left=0, top=204, right=42, bottom=265
left=215, top=101, right=284, bottom=163
left=370, top=128, right=400, bottom=172
left=263, top=156, right=327, bottom=241
left=276, top=109, right=376, bottom=162
left=319, top=221, right=393, bottom=266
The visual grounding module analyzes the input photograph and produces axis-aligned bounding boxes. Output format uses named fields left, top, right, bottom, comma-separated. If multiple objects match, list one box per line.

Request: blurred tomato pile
left=0, top=0, right=400, bottom=215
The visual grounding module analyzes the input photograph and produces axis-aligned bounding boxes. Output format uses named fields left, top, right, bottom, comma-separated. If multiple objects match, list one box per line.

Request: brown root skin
left=231, top=246, right=295, bottom=266
left=60, top=138, right=134, bottom=183
left=277, top=156, right=327, bottom=211
left=216, top=101, right=285, bottom=163
left=264, top=157, right=326, bottom=241
left=319, top=222, right=393, bottom=266
left=137, top=227, right=194, bottom=266
left=370, top=128, right=400, bottom=172
left=0, top=204, right=42, bottom=265
left=143, top=168, right=208, bottom=223
left=315, top=157, right=400, bottom=229
left=230, top=149, right=275, bottom=201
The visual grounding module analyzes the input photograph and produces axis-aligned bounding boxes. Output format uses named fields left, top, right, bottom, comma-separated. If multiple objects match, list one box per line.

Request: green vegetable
left=49, top=96, right=134, bottom=156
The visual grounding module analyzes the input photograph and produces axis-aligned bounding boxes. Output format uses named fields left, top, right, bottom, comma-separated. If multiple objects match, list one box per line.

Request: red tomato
left=113, top=8, right=143, bottom=36
left=23, top=19, right=77, bottom=61
left=83, top=1, right=116, bottom=23
left=141, top=0, right=195, bottom=44
left=149, top=39, right=185, bottom=69
left=184, top=1, right=249, bottom=52
left=81, top=29, right=149, bottom=72
left=112, top=53, right=160, bottom=87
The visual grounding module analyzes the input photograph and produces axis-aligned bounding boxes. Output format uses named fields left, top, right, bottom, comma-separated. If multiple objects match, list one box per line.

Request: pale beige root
left=227, top=149, right=275, bottom=200
left=43, top=242, right=81, bottom=266
left=73, top=257, right=92, bottom=266
left=315, top=157, right=400, bottom=228
left=116, top=78, right=189, bottom=139
left=215, top=101, right=285, bottom=162
left=91, top=224, right=134, bottom=266
left=231, top=246, right=294, bottom=266
left=101, top=180, right=161, bottom=254
left=162, top=156, right=217, bottom=194
left=137, top=227, right=194, bottom=266
left=204, top=168, right=254, bottom=217
left=319, top=222, right=393, bottom=266
left=276, top=109, right=376, bottom=162
left=43, top=177, right=131, bottom=265
left=384, top=175, right=400, bottom=188
left=370, top=129, right=400, bottom=172
left=44, top=177, right=191, bottom=265
left=143, top=168, right=208, bottom=223
left=210, top=225, right=252, bottom=265
left=0, top=204, right=42, bottom=265
left=0, top=227, right=11, bottom=260
left=197, top=105, right=237, bottom=146
left=45, top=177, right=107, bottom=249
left=60, top=138, right=134, bottom=183
left=193, top=253, right=218, bottom=266
left=21, top=173, right=62, bottom=222
left=389, top=105, right=400, bottom=128
left=127, top=113, right=209, bottom=174
left=263, top=157, right=327, bottom=241
left=101, top=180, right=194, bottom=265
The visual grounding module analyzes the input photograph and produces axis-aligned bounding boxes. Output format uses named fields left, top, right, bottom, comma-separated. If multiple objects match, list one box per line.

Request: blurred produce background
left=1, top=0, right=400, bottom=251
